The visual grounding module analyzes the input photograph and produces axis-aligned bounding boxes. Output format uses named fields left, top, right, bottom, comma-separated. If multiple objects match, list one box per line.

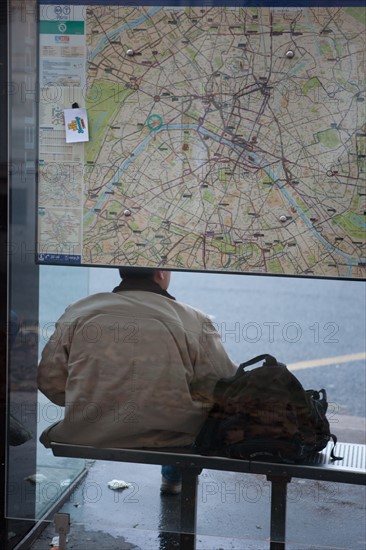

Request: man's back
left=38, top=287, right=236, bottom=448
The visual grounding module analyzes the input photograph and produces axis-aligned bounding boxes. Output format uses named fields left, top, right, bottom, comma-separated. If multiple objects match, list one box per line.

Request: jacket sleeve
left=37, top=314, right=74, bottom=406
left=190, top=314, right=237, bottom=403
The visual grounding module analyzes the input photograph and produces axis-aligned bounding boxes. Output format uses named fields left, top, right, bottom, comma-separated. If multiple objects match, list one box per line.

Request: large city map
left=38, top=3, right=366, bottom=278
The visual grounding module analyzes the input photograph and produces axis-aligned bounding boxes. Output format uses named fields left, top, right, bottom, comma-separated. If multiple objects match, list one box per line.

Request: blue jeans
left=161, top=465, right=182, bottom=482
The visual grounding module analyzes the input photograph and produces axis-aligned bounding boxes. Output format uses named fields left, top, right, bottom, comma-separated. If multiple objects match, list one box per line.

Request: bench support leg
left=179, top=467, right=200, bottom=550
left=267, top=475, right=291, bottom=550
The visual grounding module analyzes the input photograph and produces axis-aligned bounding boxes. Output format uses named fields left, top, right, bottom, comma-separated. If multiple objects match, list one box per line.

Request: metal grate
left=310, top=442, right=366, bottom=471
left=337, top=442, right=366, bottom=470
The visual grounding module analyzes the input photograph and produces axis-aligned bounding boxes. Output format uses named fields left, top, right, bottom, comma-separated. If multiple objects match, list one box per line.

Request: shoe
left=160, top=476, right=182, bottom=495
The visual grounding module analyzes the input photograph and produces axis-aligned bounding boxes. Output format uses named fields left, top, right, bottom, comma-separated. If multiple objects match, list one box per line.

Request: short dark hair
left=118, top=266, right=156, bottom=280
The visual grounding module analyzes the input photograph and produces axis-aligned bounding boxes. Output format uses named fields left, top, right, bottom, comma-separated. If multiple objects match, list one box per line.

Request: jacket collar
left=112, top=279, right=176, bottom=300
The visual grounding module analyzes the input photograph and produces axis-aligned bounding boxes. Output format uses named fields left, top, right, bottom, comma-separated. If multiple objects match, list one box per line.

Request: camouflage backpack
left=195, top=354, right=341, bottom=462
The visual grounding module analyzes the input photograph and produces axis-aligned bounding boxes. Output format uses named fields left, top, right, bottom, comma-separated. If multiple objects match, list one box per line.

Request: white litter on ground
left=107, top=479, right=132, bottom=490
left=60, top=478, right=72, bottom=487
left=51, top=535, right=68, bottom=547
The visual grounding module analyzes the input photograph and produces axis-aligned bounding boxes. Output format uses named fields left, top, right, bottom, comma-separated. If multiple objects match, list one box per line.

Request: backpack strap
left=238, top=354, right=278, bottom=375
left=329, top=434, right=343, bottom=461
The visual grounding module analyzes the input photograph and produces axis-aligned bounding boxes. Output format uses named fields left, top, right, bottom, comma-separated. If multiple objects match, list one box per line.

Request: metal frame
left=0, top=1, right=9, bottom=546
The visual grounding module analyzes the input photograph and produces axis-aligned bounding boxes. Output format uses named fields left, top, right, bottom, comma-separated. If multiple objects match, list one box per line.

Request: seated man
left=38, top=268, right=237, bottom=493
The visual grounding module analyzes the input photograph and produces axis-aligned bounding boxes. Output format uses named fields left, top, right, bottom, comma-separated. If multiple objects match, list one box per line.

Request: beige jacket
left=38, top=290, right=237, bottom=448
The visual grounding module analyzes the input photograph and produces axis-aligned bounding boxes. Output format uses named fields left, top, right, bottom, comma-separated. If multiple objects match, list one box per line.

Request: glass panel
left=6, top=0, right=87, bottom=528
left=27, top=268, right=366, bottom=546
left=7, top=0, right=40, bottom=535
left=35, top=265, right=89, bottom=519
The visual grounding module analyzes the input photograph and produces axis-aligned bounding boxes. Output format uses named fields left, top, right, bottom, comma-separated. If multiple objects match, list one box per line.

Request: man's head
left=118, top=267, right=171, bottom=290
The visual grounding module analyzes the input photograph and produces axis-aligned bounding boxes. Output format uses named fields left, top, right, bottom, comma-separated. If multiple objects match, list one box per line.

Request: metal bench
left=49, top=441, right=366, bottom=550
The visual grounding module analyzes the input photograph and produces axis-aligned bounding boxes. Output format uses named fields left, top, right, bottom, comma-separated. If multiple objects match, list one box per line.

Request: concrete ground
left=29, top=415, right=366, bottom=550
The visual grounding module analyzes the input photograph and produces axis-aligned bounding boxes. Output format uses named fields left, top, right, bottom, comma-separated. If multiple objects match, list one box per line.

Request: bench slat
left=50, top=441, right=365, bottom=485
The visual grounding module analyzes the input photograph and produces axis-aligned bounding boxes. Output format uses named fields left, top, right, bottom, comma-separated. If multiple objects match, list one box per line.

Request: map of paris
left=38, top=4, right=366, bottom=278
